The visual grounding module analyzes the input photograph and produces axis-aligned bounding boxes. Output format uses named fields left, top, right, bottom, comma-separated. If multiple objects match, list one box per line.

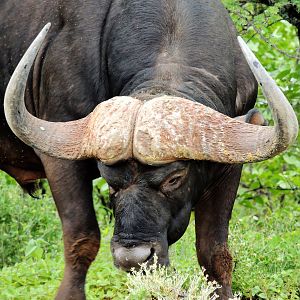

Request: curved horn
left=237, top=37, right=298, bottom=149
left=133, top=39, right=299, bottom=166
left=4, top=24, right=141, bottom=164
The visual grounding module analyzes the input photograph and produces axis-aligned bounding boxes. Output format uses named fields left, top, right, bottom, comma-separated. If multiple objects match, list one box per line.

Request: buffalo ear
left=245, top=108, right=268, bottom=126
left=235, top=108, right=268, bottom=126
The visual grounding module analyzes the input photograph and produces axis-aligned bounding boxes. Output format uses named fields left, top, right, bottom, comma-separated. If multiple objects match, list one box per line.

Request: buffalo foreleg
left=39, top=154, right=100, bottom=300
left=195, top=164, right=242, bottom=300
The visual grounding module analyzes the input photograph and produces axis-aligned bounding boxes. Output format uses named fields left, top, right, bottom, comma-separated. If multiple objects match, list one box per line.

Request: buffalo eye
left=160, top=169, right=188, bottom=193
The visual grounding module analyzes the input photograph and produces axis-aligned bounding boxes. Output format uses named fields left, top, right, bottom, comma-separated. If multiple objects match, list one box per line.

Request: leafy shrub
left=126, top=255, right=240, bottom=300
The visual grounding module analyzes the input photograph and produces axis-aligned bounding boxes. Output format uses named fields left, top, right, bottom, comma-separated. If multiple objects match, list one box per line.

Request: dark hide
left=0, top=1, right=257, bottom=299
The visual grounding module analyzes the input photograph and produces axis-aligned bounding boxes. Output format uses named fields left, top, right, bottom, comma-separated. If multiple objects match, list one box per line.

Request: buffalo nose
left=113, top=245, right=154, bottom=271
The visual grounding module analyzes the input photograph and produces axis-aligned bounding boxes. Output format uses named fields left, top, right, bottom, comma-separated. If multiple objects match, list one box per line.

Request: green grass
left=0, top=171, right=299, bottom=300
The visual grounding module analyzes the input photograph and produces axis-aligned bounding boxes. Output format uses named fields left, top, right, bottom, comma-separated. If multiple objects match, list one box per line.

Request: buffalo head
left=99, top=160, right=203, bottom=270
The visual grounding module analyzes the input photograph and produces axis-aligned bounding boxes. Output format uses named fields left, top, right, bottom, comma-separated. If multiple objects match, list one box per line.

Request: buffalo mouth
left=111, top=240, right=169, bottom=272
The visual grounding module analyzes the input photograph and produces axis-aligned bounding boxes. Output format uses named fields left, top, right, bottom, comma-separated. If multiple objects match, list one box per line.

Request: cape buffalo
left=0, top=0, right=298, bottom=299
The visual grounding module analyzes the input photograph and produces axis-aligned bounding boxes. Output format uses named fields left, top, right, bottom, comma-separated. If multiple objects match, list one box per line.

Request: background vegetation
left=0, top=1, right=299, bottom=299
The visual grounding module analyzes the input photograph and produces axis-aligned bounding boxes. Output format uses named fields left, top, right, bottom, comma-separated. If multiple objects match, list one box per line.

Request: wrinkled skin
left=0, top=0, right=257, bottom=299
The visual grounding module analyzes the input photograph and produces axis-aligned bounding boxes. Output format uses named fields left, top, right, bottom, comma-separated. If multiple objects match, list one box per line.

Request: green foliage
left=0, top=257, right=63, bottom=300
left=224, top=0, right=300, bottom=36
left=230, top=198, right=300, bottom=299
left=0, top=175, right=61, bottom=268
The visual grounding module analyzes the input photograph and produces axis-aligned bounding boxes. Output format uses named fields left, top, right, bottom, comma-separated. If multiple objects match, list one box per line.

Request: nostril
left=144, top=247, right=155, bottom=263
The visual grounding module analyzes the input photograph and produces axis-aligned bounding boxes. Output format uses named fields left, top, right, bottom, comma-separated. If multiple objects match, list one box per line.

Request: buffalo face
left=98, top=160, right=199, bottom=271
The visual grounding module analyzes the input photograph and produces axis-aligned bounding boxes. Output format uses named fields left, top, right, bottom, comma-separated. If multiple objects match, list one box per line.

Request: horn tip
left=44, top=23, right=51, bottom=32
